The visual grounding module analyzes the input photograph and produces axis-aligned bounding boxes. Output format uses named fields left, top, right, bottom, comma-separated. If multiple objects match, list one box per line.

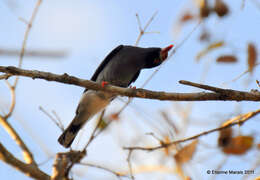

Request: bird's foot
left=129, top=85, right=136, bottom=89
left=101, top=81, right=109, bottom=87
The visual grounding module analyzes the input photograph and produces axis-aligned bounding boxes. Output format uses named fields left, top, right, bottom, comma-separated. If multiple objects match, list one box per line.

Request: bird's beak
left=160, top=44, right=174, bottom=61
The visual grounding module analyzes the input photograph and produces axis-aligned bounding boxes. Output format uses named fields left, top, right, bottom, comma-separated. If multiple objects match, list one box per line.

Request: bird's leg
left=101, top=81, right=109, bottom=87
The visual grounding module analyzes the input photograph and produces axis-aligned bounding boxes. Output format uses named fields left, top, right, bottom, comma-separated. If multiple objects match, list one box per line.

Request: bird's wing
left=91, top=45, right=124, bottom=81
left=84, top=45, right=124, bottom=93
left=128, top=70, right=140, bottom=86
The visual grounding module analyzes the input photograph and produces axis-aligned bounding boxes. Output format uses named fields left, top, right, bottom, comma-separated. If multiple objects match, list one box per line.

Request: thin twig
left=127, top=150, right=135, bottom=180
left=3, top=0, right=42, bottom=120
left=83, top=110, right=105, bottom=150
left=51, top=110, right=64, bottom=131
left=179, top=80, right=231, bottom=93
left=4, top=82, right=15, bottom=119
left=39, top=106, right=64, bottom=132
left=134, top=11, right=158, bottom=46
left=14, top=0, right=42, bottom=87
left=223, top=62, right=260, bottom=84
left=123, top=109, right=260, bottom=151
left=80, top=162, right=127, bottom=179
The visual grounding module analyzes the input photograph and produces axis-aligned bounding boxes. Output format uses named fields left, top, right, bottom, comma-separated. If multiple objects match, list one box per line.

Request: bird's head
left=144, top=44, right=174, bottom=68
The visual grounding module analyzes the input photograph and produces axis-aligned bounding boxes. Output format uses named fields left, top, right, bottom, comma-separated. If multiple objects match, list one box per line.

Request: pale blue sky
left=0, top=0, right=260, bottom=179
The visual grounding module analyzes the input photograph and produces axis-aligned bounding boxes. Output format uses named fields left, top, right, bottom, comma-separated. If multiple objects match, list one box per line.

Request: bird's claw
left=101, top=81, right=109, bottom=87
left=130, top=85, right=136, bottom=89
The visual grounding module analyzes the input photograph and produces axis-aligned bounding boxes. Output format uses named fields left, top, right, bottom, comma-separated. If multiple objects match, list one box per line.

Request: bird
left=58, top=44, right=174, bottom=148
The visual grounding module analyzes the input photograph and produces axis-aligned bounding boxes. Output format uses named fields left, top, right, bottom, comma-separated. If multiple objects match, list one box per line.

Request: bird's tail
left=58, top=116, right=83, bottom=148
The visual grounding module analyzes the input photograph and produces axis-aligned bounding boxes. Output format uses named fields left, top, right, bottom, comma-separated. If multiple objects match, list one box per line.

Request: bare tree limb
left=0, top=74, right=11, bottom=80
left=0, top=115, right=36, bottom=165
left=0, top=142, right=50, bottom=180
left=1, top=66, right=260, bottom=102
left=51, top=153, right=70, bottom=180
left=123, top=108, right=260, bottom=151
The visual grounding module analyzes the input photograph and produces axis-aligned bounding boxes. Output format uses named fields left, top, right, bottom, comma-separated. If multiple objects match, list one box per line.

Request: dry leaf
left=222, top=135, right=254, bottom=155
left=257, top=143, right=260, bottom=150
left=218, top=127, right=232, bottom=147
left=248, top=43, right=257, bottom=73
left=110, top=113, right=120, bottom=120
left=196, top=41, right=225, bottom=61
left=180, top=12, right=194, bottom=23
left=214, top=0, right=229, bottom=17
left=216, top=55, right=237, bottom=63
left=199, top=30, right=210, bottom=42
left=256, top=80, right=260, bottom=87
left=174, top=139, right=198, bottom=164
left=199, top=0, right=211, bottom=18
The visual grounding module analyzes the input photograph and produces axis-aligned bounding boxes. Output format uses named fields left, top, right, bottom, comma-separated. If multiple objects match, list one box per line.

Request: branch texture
left=1, top=66, right=260, bottom=102
left=0, top=143, right=50, bottom=180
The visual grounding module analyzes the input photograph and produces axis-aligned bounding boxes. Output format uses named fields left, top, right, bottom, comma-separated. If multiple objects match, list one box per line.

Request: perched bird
left=58, top=44, right=173, bottom=148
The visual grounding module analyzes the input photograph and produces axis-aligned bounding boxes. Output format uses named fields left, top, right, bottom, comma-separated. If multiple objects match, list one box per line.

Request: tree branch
left=0, top=142, right=50, bottom=180
left=51, top=153, right=70, bottom=180
left=0, top=116, right=36, bottom=165
left=123, top=108, right=260, bottom=151
left=0, top=66, right=260, bottom=102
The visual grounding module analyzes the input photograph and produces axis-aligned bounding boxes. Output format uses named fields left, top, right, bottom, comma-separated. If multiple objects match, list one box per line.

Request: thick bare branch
left=1, top=66, right=260, bottom=102
left=51, top=153, right=70, bottom=180
left=0, top=143, right=50, bottom=180
left=0, top=116, right=36, bottom=165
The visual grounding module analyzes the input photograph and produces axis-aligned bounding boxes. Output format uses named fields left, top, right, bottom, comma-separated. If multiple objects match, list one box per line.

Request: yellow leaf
left=196, top=41, right=225, bottom=61
left=174, top=139, right=198, bottom=164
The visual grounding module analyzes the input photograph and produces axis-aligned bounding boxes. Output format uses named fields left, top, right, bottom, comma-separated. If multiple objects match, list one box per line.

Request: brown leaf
left=216, top=55, right=237, bottom=63
left=110, top=113, right=120, bottom=120
left=218, top=127, right=232, bottom=147
left=248, top=43, right=257, bottom=73
left=199, top=0, right=211, bottom=18
left=222, top=135, right=254, bottom=155
left=214, top=0, right=229, bottom=17
left=196, top=41, right=225, bottom=61
left=199, top=30, right=211, bottom=42
left=174, top=139, right=198, bottom=164
left=180, top=12, right=194, bottom=23
left=257, top=143, right=260, bottom=150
